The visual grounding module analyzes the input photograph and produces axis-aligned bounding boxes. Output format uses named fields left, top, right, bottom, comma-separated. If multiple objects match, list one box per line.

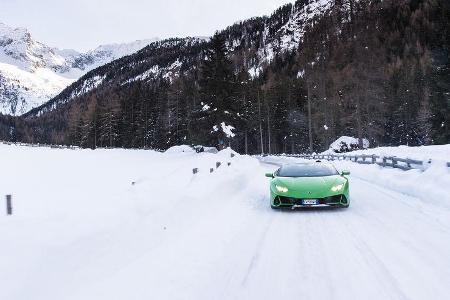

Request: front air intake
left=274, top=197, right=281, bottom=206
left=341, top=196, right=348, bottom=205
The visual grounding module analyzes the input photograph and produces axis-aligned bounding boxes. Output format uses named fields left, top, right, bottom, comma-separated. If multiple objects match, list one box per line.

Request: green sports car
left=266, top=162, right=350, bottom=209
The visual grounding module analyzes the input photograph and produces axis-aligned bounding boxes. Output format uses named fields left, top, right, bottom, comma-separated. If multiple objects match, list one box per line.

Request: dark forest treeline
left=0, top=0, right=449, bottom=153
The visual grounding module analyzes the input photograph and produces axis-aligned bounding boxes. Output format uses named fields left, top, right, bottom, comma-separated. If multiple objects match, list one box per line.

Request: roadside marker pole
left=6, top=195, right=12, bottom=215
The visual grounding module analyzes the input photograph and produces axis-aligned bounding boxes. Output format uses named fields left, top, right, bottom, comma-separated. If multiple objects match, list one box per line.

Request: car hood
left=273, top=175, right=346, bottom=197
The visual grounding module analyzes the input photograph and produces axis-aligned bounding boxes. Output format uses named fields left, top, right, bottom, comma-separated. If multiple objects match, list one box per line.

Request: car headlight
left=331, top=184, right=344, bottom=192
left=275, top=185, right=289, bottom=193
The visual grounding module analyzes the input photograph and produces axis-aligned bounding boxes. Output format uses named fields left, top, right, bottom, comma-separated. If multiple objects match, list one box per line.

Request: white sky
left=0, top=0, right=294, bottom=51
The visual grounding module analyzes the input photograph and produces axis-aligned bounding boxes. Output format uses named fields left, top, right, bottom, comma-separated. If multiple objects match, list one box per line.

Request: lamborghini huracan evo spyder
left=266, top=162, right=350, bottom=209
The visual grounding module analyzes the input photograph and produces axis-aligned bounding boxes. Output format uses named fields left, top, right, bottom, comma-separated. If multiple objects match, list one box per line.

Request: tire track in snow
left=239, top=208, right=275, bottom=287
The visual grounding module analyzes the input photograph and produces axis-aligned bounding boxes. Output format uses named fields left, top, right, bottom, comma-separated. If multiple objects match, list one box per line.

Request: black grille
left=278, top=196, right=295, bottom=205
left=277, top=195, right=345, bottom=206
left=325, top=195, right=343, bottom=204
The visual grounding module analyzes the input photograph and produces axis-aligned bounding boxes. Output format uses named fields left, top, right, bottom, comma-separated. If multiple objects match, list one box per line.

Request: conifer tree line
left=0, top=0, right=448, bottom=153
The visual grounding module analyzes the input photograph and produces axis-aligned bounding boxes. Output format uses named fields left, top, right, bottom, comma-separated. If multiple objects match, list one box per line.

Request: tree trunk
left=245, top=131, right=248, bottom=155
left=267, top=98, right=271, bottom=155
left=356, top=98, right=363, bottom=149
left=94, top=120, right=97, bottom=149
left=307, top=80, right=314, bottom=153
left=176, top=93, right=179, bottom=143
left=258, top=91, right=264, bottom=155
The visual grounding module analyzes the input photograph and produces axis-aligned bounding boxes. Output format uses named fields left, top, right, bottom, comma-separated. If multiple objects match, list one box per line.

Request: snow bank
left=164, top=144, right=195, bottom=154
left=165, top=145, right=221, bottom=155
left=333, top=160, right=450, bottom=209
left=217, top=146, right=239, bottom=158
left=0, top=143, right=264, bottom=300
left=193, top=145, right=218, bottom=154
left=326, top=144, right=450, bottom=163
left=325, top=136, right=370, bottom=153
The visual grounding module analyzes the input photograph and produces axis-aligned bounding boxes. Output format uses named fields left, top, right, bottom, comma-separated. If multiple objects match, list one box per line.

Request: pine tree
left=191, top=34, right=242, bottom=148
left=72, top=117, right=87, bottom=147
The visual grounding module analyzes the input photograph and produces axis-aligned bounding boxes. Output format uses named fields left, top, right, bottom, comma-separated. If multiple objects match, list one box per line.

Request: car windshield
left=277, top=164, right=338, bottom=177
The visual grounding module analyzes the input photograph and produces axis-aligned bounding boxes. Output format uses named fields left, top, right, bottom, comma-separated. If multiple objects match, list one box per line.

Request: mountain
left=0, top=22, right=158, bottom=116
left=2, top=0, right=449, bottom=152
left=55, top=39, right=161, bottom=74
left=26, top=0, right=334, bottom=118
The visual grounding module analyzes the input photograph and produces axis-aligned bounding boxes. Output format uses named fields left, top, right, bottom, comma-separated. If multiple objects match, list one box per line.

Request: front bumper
left=272, top=194, right=349, bottom=208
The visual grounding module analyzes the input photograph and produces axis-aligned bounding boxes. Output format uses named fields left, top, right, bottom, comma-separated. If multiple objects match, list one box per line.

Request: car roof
left=282, top=162, right=333, bottom=167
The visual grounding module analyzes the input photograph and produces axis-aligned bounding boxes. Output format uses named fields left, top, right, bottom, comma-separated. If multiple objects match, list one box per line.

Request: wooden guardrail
left=268, top=153, right=447, bottom=171
left=1, top=140, right=80, bottom=150
left=193, top=153, right=235, bottom=175
left=0, top=140, right=165, bottom=152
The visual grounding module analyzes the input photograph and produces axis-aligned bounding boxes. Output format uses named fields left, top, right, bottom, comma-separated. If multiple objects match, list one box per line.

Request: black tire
left=271, top=205, right=281, bottom=210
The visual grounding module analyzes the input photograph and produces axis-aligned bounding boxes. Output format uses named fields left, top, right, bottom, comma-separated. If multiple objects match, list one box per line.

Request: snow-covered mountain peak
left=0, top=22, right=67, bottom=72
left=91, top=39, right=160, bottom=57
left=0, top=22, right=26, bottom=40
left=66, top=38, right=160, bottom=72
left=0, top=22, right=160, bottom=116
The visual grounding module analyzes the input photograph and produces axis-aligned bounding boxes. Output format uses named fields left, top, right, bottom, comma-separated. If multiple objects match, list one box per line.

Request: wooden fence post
left=193, top=168, right=199, bottom=175
left=216, top=162, right=221, bottom=169
left=6, top=195, right=12, bottom=215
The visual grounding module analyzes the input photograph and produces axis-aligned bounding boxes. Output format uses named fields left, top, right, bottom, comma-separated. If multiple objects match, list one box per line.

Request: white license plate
left=303, top=199, right=318, bottom=205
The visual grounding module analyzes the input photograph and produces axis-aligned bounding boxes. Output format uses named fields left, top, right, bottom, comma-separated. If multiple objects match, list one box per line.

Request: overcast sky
left=1, top=0, right=293, bottom=51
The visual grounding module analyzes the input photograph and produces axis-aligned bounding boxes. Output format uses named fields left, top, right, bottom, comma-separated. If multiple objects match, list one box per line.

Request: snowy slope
left=1, top=143, right=449, bottom=300
left=0, top=62, right=74, bottom=115
left=246, top=0, right=335, bottom=78
left=0, top=22, right=158, bottom=116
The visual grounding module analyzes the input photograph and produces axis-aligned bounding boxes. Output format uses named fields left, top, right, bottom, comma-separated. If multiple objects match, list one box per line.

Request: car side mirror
left=341, top=170, right=350, bottom=176
left=265, top=173, right=274, bottom=178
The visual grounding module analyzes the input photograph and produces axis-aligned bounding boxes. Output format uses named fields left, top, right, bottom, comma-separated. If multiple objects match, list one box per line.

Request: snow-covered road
left=232, top=160, right=450, bottom=300
left=0, top=145, right=449, bottom=300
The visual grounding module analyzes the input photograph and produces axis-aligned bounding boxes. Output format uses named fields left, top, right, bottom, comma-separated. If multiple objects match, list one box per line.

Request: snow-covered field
left=1, top=143, right=450, bottom=300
